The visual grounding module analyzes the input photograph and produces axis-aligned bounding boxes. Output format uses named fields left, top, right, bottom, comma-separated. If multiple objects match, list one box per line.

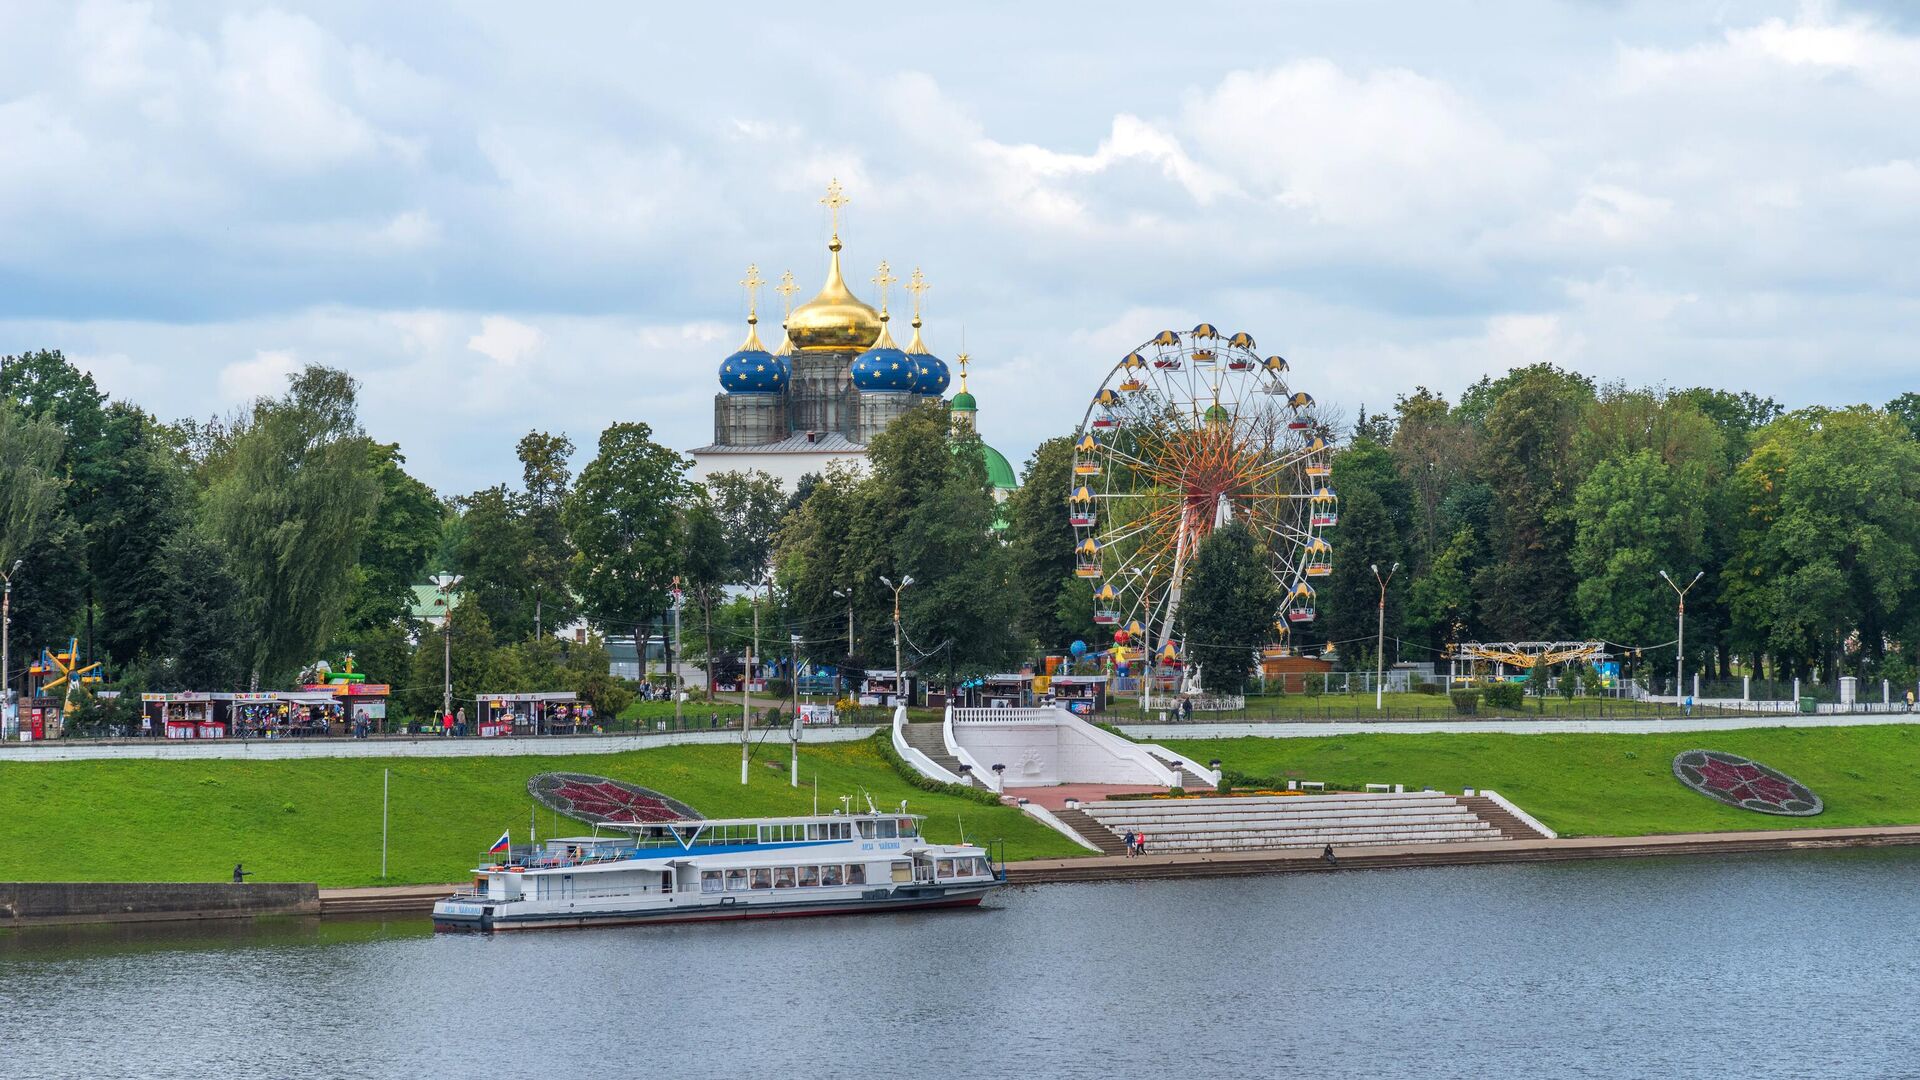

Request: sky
left=1, top=0, right=1916, bottom=495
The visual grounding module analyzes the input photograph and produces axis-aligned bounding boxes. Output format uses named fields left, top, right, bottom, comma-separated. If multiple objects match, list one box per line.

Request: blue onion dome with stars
left=852, top=314, right=915, bottom=392
left=717, top=315, right=787, bottom=393
left=904, top=317, right=950, bottom=396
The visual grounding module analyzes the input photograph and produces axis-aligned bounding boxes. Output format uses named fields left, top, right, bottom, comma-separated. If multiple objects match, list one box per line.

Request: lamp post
left=880, top=575, right=914, bottom=708
left=1371, top=562, right=1399, bottom=710
left=1660, top=570, right=1704, bottom=701
left=832, top=587, right=854, bottom=694
left=2, top=559, right=19, bottom=737
left=670, top=577, right=684, bottom=726
left=431, top=573, right=461, bottom=727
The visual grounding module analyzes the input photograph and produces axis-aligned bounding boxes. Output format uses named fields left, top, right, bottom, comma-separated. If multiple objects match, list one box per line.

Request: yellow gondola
left=1151, top=330, right=1179, bottom=347
left=1122, top=352, right=1146, bottom=370
left=1228, top=331, right=1255, bottom=349
left=1191, top=323, right=1219, bottom=338
left=1289, top=391, right=1314, bottom=408
left=1265, top=355, right=1289, bottom=372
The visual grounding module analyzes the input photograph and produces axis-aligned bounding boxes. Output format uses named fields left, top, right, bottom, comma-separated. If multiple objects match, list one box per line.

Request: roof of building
left=981, top=442, right=1017, bottom=490
left=689, top=431, right=867, bottom=455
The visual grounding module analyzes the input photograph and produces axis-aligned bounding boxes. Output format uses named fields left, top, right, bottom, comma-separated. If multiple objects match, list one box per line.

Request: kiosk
left=1047, top=674, right=1109, bottom=716
left=859, top=669, right=914, bottom=708
left=474, top=692, right=586, bottom=736
left=141, top=692, right=230, bottom=739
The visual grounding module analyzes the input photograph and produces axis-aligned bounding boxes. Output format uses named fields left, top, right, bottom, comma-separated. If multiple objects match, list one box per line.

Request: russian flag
left=488, top=830, right=511, bottom=854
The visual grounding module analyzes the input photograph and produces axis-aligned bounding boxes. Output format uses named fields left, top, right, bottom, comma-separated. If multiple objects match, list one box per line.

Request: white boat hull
left=433, top=881, right=1000, bottom=933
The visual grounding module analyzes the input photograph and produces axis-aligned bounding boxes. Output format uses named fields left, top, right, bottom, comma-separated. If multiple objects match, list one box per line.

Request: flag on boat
left=488, top=830, right=511, bottom=854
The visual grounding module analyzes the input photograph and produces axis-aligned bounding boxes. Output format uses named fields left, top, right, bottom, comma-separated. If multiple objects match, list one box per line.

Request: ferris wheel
left=1069, top=323, right=1337, bottom=687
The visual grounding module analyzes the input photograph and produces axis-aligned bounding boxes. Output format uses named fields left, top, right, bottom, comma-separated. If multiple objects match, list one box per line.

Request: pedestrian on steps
left=1136, top=832, right=1148, bottom=857
left=1123, top=829, right=1137, bottom=858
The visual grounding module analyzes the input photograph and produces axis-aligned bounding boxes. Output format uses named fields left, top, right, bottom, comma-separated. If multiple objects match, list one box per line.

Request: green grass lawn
left=0, top=736, right=1084, bottom=888
left=1161, top=724, right=1920, bottom=837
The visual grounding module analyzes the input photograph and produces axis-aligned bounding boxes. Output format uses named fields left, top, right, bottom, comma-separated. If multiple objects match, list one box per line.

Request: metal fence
left=1103, top=698, right=1806, bottom=725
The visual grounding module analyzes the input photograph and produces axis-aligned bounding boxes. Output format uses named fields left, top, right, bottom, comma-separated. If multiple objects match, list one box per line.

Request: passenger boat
left=431, top=811, right=1003, bottom=932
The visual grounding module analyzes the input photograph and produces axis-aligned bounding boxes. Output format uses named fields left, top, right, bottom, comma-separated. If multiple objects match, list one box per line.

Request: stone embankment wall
left=0, top=882, right=320, bottom=927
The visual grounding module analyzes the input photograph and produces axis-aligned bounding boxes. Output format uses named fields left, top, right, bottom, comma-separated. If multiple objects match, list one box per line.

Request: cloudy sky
left=2, top=0, right=1916, bottom=494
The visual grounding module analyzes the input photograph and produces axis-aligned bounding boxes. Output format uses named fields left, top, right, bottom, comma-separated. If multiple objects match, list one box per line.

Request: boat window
left=701, top=870, right=724, bottom=894
left=891, top=861, right=912, bottom=883
left=876, top=820, right=898, bottom=839
left=847, top=864, right=866, bottom=885
left=805, top=823, right=822, bottom=840
left=937, top=859, right=955, bottom=878
left=774, top=867, right=796, bottom=889
left=856, top=821, right=876, bottom=839
left=799, top=865, right=820, bottom=887
left=726, top=868, right=749, bottom=891
left=972, top=857, right=989, bottom=876
left=821, top=865, right=842, bottom=886
left=897, top=818, right=918, bottom=837
left=835, top=822, right=852, bottom=839
left=751, top=868, right=772, bottom=890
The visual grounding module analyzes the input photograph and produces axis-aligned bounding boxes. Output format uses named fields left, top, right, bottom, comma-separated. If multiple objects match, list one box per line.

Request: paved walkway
left=1013, top=784, right=1166, bottom=811
left=1118, top=712, right=1920, bottom=741
left=0, top=726, right=877, bottom=762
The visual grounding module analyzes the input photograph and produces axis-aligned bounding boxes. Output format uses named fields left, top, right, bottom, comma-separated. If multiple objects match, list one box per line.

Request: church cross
left=905, top=267, right=929, bottom=323
left=820, top=178, right=849, bottom=239
left=739, top=263, right=765, bottom=321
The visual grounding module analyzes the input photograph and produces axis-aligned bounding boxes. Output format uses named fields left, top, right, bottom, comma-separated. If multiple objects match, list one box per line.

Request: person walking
left=1321, top=844, right=1337, bottom=866
left=232, top=863, right=251, bottom=884
left=1123, top=829, right=1136, bottom=858
left=1135, top=831, right=1148, bottom=857
left=1906, top=689, right=1914, bottom=714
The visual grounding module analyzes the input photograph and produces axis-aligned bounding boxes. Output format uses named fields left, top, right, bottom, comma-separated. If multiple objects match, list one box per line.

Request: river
left=4, top=849, right=1917, bottom=1079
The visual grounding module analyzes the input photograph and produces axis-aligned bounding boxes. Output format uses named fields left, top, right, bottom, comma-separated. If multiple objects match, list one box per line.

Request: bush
left=765, top=678, right=792, bottom=700
left=1483, top=682, right=1525, bottom=710
left=1302, top=674, right=1325, bottom=697
left=869, top=731, right=1002, bottom=806
left=1413, top=681, right=1443, bottom=696
left=1449, top=689, right=1480, bottom=715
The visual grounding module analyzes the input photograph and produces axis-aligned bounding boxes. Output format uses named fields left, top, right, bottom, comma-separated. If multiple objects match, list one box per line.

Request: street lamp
left=431, top=574, right=461, bottom=728
left=2, top=559, right=20, bottom=737
left=832, top=587, right=855, bottom=694
left=1660, top=570, right=1705, bottom=703
left=879, top=575, right=914, bottom=708
left=1371, top=562, right=1399, bottom=711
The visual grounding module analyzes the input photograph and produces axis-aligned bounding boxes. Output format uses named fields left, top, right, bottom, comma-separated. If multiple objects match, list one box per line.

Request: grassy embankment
left=1161, top=724, right=1920, bottom=837
left=0, top=736, right=1084, bottom=888
left=1109, top=691, right=1731, bottom=720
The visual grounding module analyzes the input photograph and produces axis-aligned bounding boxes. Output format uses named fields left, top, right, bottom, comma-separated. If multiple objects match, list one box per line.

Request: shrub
left=1449, top=689, right=1480, bottom=715
left=869, top=731, right=1002, bottom=806
left=1302, top=674, right=1325, bottom=697
left=1413, top=681, right=1443, bottom=696
left=1483, top=682, right=1525, bottom=710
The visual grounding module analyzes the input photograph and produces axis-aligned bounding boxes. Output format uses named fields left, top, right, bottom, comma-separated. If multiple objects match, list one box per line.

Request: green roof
left=981, top=443, right=1017, bottom=490
left=949, top=391, right=977, bottom=412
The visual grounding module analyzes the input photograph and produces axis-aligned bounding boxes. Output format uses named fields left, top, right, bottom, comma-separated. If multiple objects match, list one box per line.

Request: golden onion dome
left=787, top=236, right=883, bottom=352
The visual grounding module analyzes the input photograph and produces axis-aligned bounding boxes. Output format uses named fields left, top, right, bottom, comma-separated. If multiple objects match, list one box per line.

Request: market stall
left=473, top=691, right=586, bottom=736
left=141, top=692, right=230, bottom=739
left=859, top=669, right=914, bottom=708
left=1046, top=674, right=1108, bottom=716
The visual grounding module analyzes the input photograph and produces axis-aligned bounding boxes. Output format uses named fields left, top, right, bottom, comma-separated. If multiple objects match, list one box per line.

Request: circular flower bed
left=1671, top=750, right=1823, bottom=816
left=527, top=773, right=702, bottom=825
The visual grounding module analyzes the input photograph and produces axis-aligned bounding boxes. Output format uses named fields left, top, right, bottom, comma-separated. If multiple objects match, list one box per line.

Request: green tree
left=200, top=365, right=381, bottom=685
left=564, top=421, right=691, bottom=682
left=153, top=531, right=247, bottom=691
left=678, top=492, right=729, bottom=687
left=1474, top=364, right=1595, bottom=638
left=451, top=485, right=534, bottom=638
left=0, top=399, right=67, bottom=575
left=706, top=468, right=787, bottom=584
left=1318, top=486, right=1402, bottom=671
left=1406, top=526, right=1477, bottom=648
left=342, top=442, right=443, bottom=632
left=1176, top=521, right=1279, bottom=695
left=405, top=598, right=496, bottom=720
left=1003, top=435, right=1079, bottom=650
left=81, top=405, right=187, bottom=668
left=517, top=431, right=577, bottom=636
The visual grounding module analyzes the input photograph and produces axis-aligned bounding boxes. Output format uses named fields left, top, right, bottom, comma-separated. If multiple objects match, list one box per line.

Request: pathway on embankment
left=310, top=823, right=1920, bottom=915
left=1117, top=712, right=1919, bottom=741
left=0, top=726, right=878, bottom=762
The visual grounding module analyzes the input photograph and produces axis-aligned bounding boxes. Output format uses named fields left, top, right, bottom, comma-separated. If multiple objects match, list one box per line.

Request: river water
left=4, top=849, right=1917, bottom=1079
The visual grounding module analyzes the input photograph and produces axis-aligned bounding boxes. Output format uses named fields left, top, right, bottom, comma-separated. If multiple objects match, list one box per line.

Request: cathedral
left=689, top=181, right=1016, bottom=498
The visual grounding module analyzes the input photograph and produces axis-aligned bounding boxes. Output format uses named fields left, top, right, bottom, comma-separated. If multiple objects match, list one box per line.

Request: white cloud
left=217, top=349, right=299, bottom=402
left=465, top=316, right=544, bottom=365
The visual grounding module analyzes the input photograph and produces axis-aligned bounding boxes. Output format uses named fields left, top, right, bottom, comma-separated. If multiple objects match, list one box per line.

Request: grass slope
left=0, top=736, right=1083, bottom=888
left=1163, top=724, right=1920, bottom=837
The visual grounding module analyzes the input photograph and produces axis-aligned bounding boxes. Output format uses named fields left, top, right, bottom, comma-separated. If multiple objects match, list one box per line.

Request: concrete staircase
left=1052, top=807, right=1131, bottom=856
left=1148, top=753, right=1213, bottom=792
left=1077, top=792, right=1543, bottom=854
left=901, top=722, right=984, bottom=787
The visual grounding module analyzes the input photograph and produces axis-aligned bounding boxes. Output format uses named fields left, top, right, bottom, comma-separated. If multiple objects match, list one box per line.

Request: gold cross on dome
left=871, top=260, right=897, bottom=313
left=820, top=178, right=849, bottom=238
left=739, top=263, right=765, bottom=320
left=775, top=270, right=799, bottom=319
left=905, top=267, right=929, bottom=323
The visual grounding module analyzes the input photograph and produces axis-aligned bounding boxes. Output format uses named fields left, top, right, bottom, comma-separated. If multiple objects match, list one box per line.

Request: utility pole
left=1660, top=570, right=1704, bottom=702
left=671, top=577, right=684, bottom=726
left=1371, top=562, right=1399, bottom=711
left=1, top=560, right=19, bottom=738
left=790, top=634, right=802, bottom=787
left=881, top=575, right=915, bottom=707
left=740, top=629, right=752, bottom=784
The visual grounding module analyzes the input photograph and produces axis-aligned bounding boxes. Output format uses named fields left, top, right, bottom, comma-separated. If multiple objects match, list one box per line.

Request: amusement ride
left=1069, top=324, right=1336, bottom=707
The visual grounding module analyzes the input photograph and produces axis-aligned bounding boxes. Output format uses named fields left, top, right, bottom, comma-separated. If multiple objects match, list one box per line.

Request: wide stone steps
left=1073, top=793, right=1525, bottom=853
left=901, top=722, right=984, bottom=787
